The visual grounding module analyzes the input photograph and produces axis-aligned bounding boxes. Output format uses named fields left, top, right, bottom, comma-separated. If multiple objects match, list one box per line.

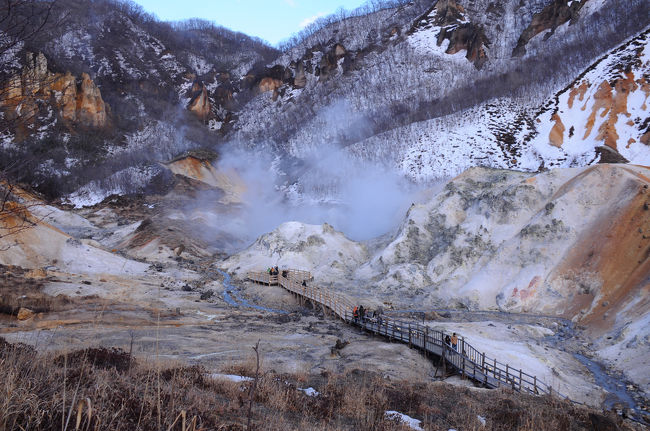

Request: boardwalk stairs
left=248, top=269, right=555, bottom=397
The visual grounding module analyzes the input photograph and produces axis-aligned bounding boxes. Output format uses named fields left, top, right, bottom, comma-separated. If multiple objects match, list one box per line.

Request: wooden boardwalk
left=248, top=269, right=555, bottom=397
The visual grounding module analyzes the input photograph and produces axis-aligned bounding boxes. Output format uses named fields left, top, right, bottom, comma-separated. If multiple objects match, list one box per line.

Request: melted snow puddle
left=217, top=269, right=287, bottom=314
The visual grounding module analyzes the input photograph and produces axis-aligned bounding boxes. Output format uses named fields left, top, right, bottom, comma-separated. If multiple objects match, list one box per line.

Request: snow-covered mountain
left=0, top=0, right=648, bottom=205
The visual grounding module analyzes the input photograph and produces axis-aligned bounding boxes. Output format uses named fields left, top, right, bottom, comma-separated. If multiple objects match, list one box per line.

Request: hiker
left=359, top=305, right=365, bottom=323
left=374, top=308, right=382, bottom=327
left=451, top=332, right=458, bottom=351
left=353, top=306, right=359, bottom=323
left=301, top=280, right=307, bottom=287
left=282, top=270, right=287, bottom=278
left=444, top=334, right=451, bottom=347
left=267, top=267, right=271, bottom=274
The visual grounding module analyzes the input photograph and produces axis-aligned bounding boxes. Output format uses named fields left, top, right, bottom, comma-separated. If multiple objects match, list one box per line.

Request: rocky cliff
left=409, top=0, right=490, bottom=68
left=513, top=0, right=587, bottom=57
left=0, top=52, right=108, bottom=136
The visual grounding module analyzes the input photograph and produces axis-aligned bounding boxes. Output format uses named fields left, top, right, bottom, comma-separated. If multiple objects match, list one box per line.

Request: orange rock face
left=0, top=52, right=108, bottom=133
left=17, top=307, right=35, bottom=321
left=549, top=113, right=565, bottom=147
left=548, top=165, right=650, bottom=332
left=259, top=77, right=282, bottom=93
left=187, top=82, right=211, bottom=120
left=76, top=73, right=107, bottom=128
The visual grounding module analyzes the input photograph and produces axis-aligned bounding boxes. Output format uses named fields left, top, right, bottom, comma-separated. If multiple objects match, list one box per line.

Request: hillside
left=0, top=0, right=647, bottom=206
left=223, top=163, right=650, bottom=406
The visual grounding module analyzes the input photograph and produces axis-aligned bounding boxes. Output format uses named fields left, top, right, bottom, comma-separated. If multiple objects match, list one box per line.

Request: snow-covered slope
left=529, top=28, right=650, bottom=166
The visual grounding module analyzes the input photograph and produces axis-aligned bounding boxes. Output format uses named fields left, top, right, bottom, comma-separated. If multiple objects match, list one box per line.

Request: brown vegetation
left=0, top=338, right=642, bottom=431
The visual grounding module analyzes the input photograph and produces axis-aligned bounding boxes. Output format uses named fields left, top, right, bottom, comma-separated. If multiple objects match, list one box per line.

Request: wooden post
left=442, top=342, right=446, bottom=377
left=462, top=354, right=466, bottom=380
left=424, top=327, right=428, bottom=359
left=408, top=324, right=412, bottom=348
left=519, top=369, right=523, bottom=392
left=506, top=364, right=509, bottom=387
left=493, top=358, right=497, bottom=378
left=481, top=352, right=485, bottom=374
left=533, top=376, right=537, bottom=394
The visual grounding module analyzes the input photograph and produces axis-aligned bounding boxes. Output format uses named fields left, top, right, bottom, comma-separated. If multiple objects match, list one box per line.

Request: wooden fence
left=247, top=268, right=556, bottom=397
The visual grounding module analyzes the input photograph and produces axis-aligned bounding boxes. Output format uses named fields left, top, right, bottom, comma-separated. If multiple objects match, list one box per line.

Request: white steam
left=214, top=142, right=416, bottom=245
left=188, top=98, right=432, bottom=251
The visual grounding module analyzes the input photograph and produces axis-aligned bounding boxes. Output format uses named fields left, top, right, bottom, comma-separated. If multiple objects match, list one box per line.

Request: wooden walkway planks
left=247, top=269, right=552, bottom=397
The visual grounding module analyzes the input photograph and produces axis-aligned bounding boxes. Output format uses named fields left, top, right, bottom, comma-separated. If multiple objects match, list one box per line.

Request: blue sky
left=130, top=0, right=369, bottom=46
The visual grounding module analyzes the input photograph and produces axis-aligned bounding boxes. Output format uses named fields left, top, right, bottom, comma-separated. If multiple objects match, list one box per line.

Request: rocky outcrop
left=0, top=52, right=108, bottom=133
left=77, top=73, right=107, bottom=127
left=292, top=61, right=307, bottom=89
left=187, top=81, right=211, bottom=120
left=409, top=0, right=490, bottom=69
left=17, top=307, right=35, bottom=321
left=317, top=43, right=348, bottom=80
left=513, top=0, right=587, bottom=57
left=222, top=221, right=368, bottom=285
left=437, top=23, right=490, bottom=69
left=164, top=153, right=246, bottom=204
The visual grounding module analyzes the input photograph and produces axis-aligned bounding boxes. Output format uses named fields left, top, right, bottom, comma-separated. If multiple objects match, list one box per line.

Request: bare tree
left=0, top=0, right=59, bottom=240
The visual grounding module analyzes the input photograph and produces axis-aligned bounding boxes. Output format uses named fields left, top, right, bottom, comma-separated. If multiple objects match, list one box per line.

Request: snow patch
left=385, top=411, right=423, bottom=431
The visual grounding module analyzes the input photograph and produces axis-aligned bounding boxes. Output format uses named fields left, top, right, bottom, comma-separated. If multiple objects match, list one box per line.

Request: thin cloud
left=299, top=12, right=327, bottom=28
left=284, top=0, right=296, bottom=6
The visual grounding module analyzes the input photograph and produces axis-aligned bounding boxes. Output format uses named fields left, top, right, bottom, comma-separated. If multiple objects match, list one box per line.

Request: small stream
left=573, top=353, right=646, bottom=422
left=217, top=269, right=287, bottom=314
left=386, top=308, right=646, bottom=422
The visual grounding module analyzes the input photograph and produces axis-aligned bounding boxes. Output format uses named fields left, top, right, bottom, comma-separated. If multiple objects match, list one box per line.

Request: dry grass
left=0, top=338, right=643, bottom=431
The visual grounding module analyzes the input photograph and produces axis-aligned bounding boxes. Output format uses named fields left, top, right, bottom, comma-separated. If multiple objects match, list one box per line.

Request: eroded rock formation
left=409, top=0, right=490, bottom=69
left=513, top=0, right=587, bottom=57
left=0, top=52, right=108, bottom=134
left=187, top=81, right=211, bottom=120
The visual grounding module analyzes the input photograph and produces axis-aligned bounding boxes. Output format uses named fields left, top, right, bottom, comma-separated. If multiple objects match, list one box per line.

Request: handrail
left=246, top=268, right=559, bottom=397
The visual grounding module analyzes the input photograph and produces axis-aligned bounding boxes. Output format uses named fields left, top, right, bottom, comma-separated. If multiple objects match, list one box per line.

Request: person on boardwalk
left=301, top=280, right=307, bottom=287
left=444, top=334, right=451, bottom=347
left=359, top=305, right=365, bottom=323
left=451, top=332, right=458, bottom=351
left=353, top=306, right=359, bottom=323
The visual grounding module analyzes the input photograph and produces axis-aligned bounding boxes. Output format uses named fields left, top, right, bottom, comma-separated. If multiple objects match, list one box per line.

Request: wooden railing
left=247, top=268, right=557, bottom=397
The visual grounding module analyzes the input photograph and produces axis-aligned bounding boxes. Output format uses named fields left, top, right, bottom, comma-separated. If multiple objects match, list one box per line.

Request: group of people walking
left=266, top=266, right=279, bottom=276
left=445, top=332, right=459, bottom=351
left=352, top=305, right=382, bottom=326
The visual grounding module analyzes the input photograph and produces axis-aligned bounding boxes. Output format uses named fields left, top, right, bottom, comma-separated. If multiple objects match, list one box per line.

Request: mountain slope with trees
left=0, top=0, right=648, bottom=204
